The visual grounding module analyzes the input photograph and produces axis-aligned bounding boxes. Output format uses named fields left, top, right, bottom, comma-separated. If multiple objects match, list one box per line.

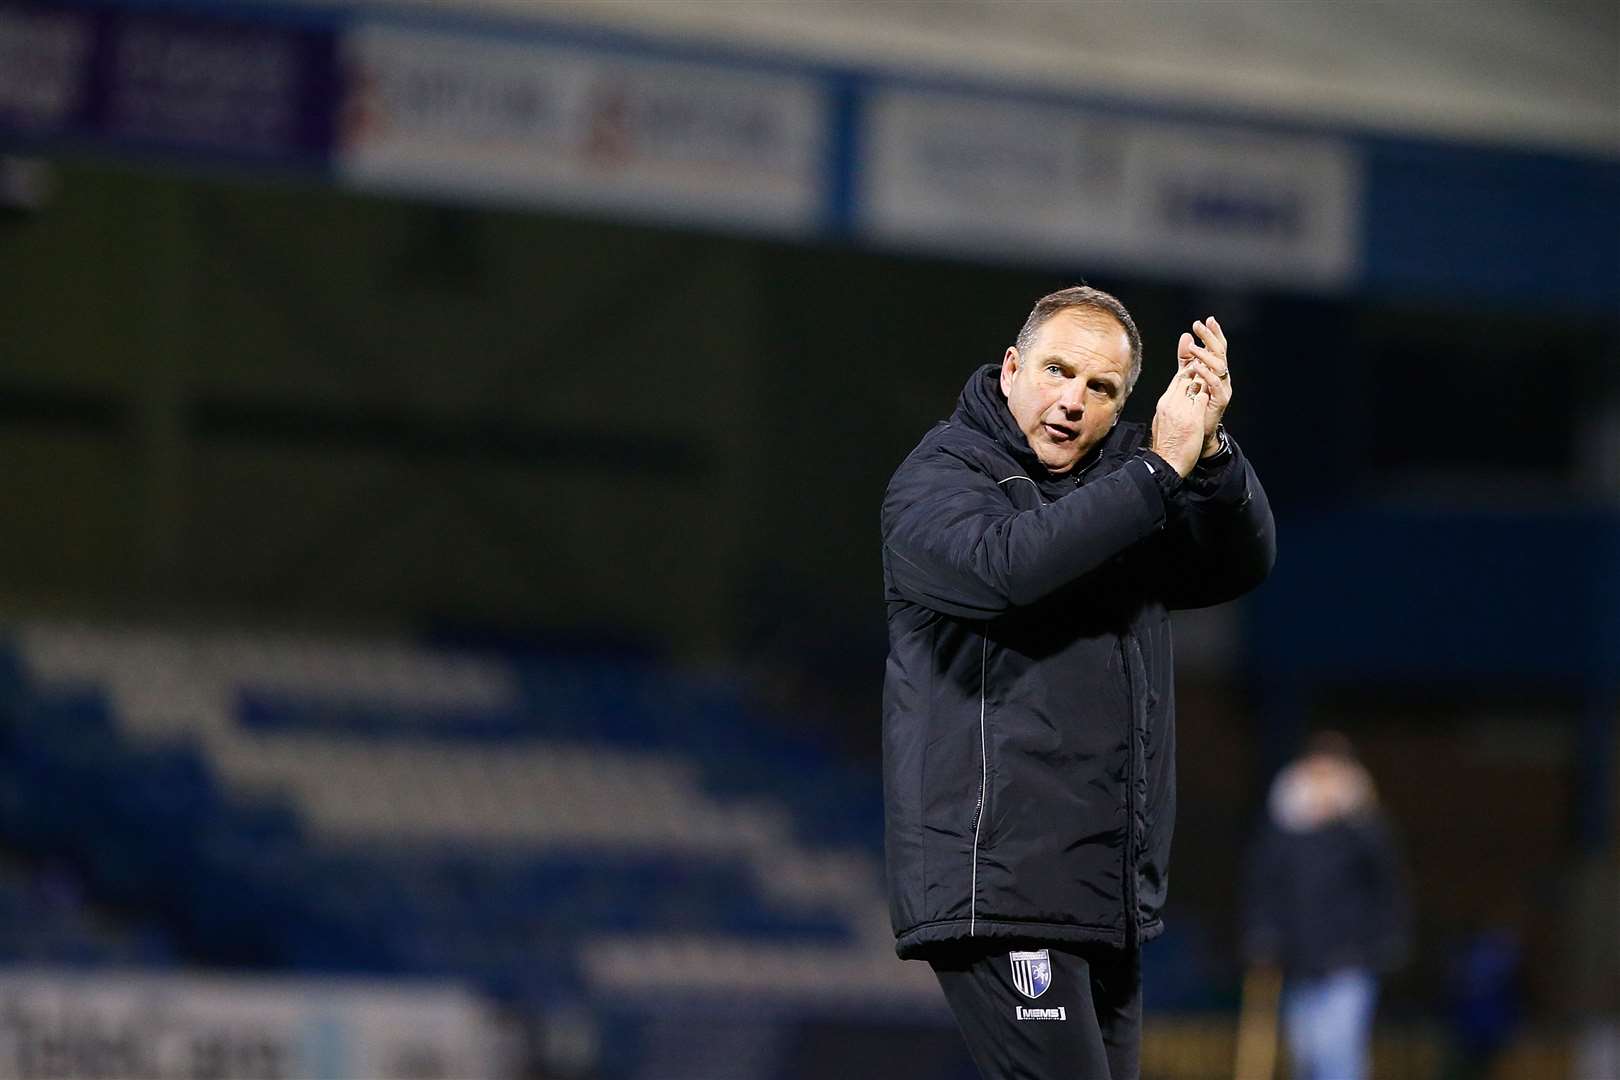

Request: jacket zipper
left=1119, top=633, right=1140, bottom=949
left=969, top=630, right=988, bottom=936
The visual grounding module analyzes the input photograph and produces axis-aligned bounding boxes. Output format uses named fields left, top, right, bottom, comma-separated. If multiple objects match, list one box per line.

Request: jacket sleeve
left=882, top=444, right=1171, bottom=619
left=1157, top=433, right=1277, bottom=610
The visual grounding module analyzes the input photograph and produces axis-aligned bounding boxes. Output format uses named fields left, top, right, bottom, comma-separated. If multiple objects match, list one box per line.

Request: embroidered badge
left=1009, top=949, right=1052, bottom=1000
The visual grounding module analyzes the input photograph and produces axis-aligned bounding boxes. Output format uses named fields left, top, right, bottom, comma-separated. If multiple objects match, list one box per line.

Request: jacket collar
left=952, top=363, right=1140, bottom=486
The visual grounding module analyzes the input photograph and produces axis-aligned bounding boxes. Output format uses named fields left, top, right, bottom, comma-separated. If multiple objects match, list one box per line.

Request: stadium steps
left=1, top=621, right=925, bottom=1007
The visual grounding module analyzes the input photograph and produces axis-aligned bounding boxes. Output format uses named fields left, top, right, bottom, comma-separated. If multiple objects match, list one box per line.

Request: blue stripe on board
left=1361, top=138, right=1620, bottom=313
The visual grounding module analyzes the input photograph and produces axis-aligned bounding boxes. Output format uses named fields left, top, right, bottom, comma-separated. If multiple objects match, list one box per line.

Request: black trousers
left=930, top=941, right=1142, bottom=1080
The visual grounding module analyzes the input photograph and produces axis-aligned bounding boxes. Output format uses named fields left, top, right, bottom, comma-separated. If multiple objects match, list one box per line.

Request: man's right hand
left=1151, top=365, right=1209, bottom=477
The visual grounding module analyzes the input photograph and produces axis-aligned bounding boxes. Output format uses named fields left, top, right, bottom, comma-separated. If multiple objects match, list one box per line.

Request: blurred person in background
left=1445, top=916, right=1524, bottom=1080
left=881, top=285, right=1275, bottom=1079
left=1243, top=732, right=1411, bottom=1080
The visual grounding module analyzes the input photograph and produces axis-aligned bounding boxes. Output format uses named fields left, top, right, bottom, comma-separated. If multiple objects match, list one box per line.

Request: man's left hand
left=1177, top=316, right=1232, bottom=458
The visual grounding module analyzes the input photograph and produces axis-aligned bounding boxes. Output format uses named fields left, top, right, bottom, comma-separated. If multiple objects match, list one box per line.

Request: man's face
left=1000, top=309, right=1133, bottom=475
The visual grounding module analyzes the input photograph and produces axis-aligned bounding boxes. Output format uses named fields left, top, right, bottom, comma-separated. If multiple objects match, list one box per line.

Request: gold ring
left=1218, top=371, right=1230, bottom=381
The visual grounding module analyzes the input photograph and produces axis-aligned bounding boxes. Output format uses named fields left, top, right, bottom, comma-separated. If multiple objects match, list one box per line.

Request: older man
left=880, top=286, right=1275, bottom=1079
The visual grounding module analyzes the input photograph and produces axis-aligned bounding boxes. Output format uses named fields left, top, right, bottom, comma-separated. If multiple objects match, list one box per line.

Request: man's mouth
left=1043, top=422, right=1076, bottom=442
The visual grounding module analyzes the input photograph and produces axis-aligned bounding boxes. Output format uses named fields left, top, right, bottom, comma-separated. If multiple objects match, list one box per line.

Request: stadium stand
left=0, top=848, right=174, bottom=969
left=0, top=621, right=940, bottom=1074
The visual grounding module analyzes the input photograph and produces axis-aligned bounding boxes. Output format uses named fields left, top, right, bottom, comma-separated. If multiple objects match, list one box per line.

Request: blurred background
left=0, top=1, right=1615, bottom=1077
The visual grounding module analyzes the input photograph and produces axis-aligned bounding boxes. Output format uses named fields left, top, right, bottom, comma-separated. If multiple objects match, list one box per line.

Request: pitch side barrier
left=0, top=970, right=504, bottom=1080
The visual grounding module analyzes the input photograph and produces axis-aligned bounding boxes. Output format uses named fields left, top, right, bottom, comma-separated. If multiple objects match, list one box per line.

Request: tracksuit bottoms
left=929, top=941, right=1143, bottom=1080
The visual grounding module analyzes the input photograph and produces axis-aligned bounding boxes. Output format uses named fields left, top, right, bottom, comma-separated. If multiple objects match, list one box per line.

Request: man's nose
left=1058, top=381, right=1085, bottom=414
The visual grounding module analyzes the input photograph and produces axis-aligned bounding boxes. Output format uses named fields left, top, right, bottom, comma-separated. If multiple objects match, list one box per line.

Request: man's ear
left=1000, top=348, right=1019, bottom=396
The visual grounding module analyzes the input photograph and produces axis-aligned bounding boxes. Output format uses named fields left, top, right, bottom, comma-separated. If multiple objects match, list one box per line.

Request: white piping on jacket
left=970, top=630, right=988, bottom=935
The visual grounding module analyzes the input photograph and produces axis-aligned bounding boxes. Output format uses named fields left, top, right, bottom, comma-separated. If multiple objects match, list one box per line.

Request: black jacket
left=1244, top=811, right=1411, bottom=978
left=880, top=364, right=1275, bottom=959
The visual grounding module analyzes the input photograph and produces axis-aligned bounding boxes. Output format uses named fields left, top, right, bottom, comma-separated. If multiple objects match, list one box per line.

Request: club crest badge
left=1009, top=949, right=1052, bottom=1000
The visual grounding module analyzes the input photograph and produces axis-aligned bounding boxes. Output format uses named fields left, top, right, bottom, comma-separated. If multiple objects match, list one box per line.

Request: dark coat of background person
left=1244, top=808, right=1412, bottom=977
left=880, top=364, right=1276, bottom=959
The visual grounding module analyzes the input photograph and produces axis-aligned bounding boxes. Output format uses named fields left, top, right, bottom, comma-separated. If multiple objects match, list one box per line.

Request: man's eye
left=1046, top=365, right=1064, bottom=376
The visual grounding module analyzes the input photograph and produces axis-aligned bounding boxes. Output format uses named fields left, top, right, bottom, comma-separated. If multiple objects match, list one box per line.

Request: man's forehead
left=1029, top=310, right=1131, bottom=372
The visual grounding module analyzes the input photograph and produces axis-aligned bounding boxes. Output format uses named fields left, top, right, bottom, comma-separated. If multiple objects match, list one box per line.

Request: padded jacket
left=881, top=364, right=1275, bottom=959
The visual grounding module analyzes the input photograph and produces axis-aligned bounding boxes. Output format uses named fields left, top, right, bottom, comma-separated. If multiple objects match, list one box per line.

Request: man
left=1243, top=732, right=1410, bottom=1080
left=880, top=286, right=1275, bottom=1079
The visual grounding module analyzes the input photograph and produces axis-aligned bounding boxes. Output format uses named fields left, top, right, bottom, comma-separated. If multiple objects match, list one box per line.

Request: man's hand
left=1151, top=364, right=1208, bottom=478
left=1176, top=316, right=1231, bottom=458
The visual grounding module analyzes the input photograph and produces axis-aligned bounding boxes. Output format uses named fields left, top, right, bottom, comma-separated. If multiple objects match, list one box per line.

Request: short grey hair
left=1013, top=285, right=1143, bottom=394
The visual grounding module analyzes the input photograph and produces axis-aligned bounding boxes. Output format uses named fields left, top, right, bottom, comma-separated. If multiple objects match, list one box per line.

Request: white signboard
left=338, top=23, right=829, bottom=232
left=0, top=970, right=504, bottom=1079
left=859, top=87, right=1360, bottom=286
